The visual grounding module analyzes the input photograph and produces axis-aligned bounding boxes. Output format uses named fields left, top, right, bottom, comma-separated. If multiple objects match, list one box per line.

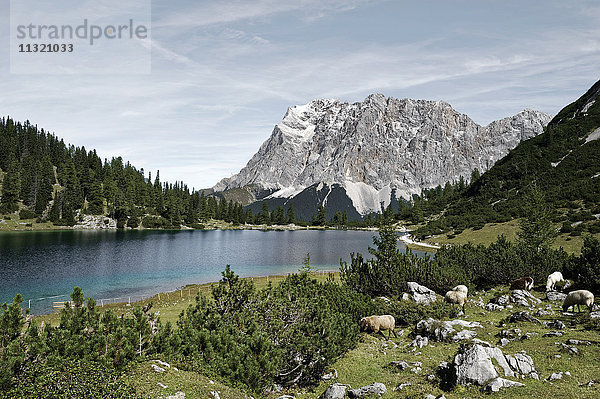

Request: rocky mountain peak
left=214, top=95, right=552, bottom=216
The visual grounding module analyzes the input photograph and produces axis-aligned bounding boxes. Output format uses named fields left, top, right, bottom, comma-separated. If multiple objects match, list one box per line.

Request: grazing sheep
left=510, top=276, right=534, bottom=291
left=445, top=290, right=468, bottom=313
left=359, top=315, right=397, bottom=339
left=452, top=285, right=468, bottom=296
left=546, top=271, right=565, bottom=292
left=562, top=290, right=594, bottom=313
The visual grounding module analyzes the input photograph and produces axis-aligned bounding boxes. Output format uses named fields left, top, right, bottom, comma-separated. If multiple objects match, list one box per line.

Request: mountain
left=415, top=79, right=600, bottom=238
left=214, top=94, right=551, bottom=220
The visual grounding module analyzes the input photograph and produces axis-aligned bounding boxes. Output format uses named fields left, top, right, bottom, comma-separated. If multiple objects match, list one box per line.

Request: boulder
left=534, top=309, right=552, bottom=316
left=482, top=377, right=525, bottom=392
left=509, top=311, right=541, bottom=324
left=492, top=295, right=510, bottom=306
left=511, top=290, right=541, bottom=307
left=566, top=339, right=591, bottom=346
left=406, top=282, right=437, bottom=304
left=347, top=382, right=387, bottom=398
left=545, top=320, right=565, bottom=330
left=454, top=344, right=513, bottom=386
left=415, top=318, right=482, bottom=343
left=505, top=353, right=538, bottom=379
left=410, top=335, right=429, bottom=348
left=166, top=393, right=185, bottom=399
left=445, top=344, right=538, bottom=388
left=320, top=383, right=348, bottom=399
left=546, top=291, right=567, bottom=301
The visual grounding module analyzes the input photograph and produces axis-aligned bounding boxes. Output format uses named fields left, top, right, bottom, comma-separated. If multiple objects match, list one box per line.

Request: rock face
left=214, top=95, right=551, bottom=216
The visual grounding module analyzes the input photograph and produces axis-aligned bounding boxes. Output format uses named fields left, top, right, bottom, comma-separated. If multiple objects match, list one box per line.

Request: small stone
left=152, top=364, right=165, bottom=373
left=347, top=382, right=387, bottom=398
left=566, top=339, right=591, bottom=345
left=545, top=320, right=565, bottom=330
left=166, top=393, right=185, bottom=399
left=389, top=361, right=409, bottom=371
left=320, top=383, right=348, bottom=399
left=393, top=382, right=411, bottom=391
left=543, top=331, right=564, bottom=337
left=500, top=338, right=511, bottom=347
left=548, top=372, right=563, bottom=381
left=482, top=377, right=525, bottom=392
left=157, top=382, right=168, bottom=388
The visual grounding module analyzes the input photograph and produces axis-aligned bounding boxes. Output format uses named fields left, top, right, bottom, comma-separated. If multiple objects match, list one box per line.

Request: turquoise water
left=0, top=229, right=421, bottom=314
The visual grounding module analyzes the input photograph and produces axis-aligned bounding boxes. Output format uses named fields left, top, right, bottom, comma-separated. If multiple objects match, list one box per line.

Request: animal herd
left=360, top=271, right=596, bottom=337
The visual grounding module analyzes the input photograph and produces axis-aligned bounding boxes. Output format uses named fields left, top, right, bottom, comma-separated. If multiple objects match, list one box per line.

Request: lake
left=0, top=229, right=423, bottom=314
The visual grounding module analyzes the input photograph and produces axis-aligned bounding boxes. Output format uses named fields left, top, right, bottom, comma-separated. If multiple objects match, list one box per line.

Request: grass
left=284, top=287, right=600, bottom=399
left=31, top=272, right=600, bottom=398
left=124, top=360, right=251, bottom=399
left=426, top=220, right=600, bottom=254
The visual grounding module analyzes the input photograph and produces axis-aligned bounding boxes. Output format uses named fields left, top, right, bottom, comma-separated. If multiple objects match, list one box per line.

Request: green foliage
left=517, top=183, right=558, bottom=252
left=17, top=209, right=37, bottom=219
left=568, top=235, right=600, bottom=292
left=170, top=268, right=374, bottom=392
left=2, top=360, right=140, bottom=399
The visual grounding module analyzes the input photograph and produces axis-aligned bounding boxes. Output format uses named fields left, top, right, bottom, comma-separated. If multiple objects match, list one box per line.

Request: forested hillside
left=0, top=117, right=248, bottom=228
left=413, top=79, right=600, bottom=239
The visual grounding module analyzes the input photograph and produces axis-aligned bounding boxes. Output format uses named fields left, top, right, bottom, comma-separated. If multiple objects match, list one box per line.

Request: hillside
left=415, top=80, right=600, bottom=239
left=0, top=117, right=247, bottom=229
left=214, top=95, right=550, bottom=221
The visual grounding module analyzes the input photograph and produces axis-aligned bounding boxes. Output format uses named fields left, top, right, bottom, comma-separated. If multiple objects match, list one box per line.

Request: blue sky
left=1, top=0, right=599, bottom=189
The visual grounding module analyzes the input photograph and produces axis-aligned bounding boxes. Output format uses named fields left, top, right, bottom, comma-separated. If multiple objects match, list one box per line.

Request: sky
left=1, top=0, right=599, bottom=190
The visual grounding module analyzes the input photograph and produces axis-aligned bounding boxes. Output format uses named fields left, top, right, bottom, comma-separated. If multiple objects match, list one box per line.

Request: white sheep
left=445, top=290, right=468, bottom=313
left=359, top=315, right=397, bottom=339
left=452, top=285, right=468, bottom=296
left=562, top=290, right=594, bottom=313
left=546, top=271, right=564, bottom=292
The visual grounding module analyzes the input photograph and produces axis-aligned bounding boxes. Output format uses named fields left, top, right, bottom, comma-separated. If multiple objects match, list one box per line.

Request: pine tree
left=0, top=157, right=21, bottom=212
left=287, top=204, right=296, bottom=224
left=313, top=204, right=327, bottom=226
left=517, top=183, right=557, bottom=252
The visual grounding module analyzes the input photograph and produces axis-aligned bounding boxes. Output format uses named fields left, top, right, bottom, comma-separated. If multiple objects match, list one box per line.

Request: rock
left=543, top=331, right=564, bottom=337
left=548, top=372, right=564, bottom=381
left=415, top=318, right=482, bottom=343
left=210, top=392, right=220, bottom=399
left=320, top=383, right=348, bottom=399
left=347, top=382, right=387, bottom=398
left=453, top=330, right=477, bottom=341
left=486, top=303, right=504, bottom=311
left=566, top=339, right=591, bottom=345
left=589, top=311, right=600, bottom=319
left=493, top=295, right=510, bottom=306
left=447, top=344, right=538, bottom=388
left=166, top=393, right=185, bottom=399
left=276, top=396, right=295, bottom=399
left=509, top=311, right=541, bottom=324
left=152, top=364, right=165, bottom=373
left=558, top=343, right=578, bottom=355
left=545, top=320, right=565, bottom=330
left=482, top=377, right=525, bottom=392
left=406, top=282, right=437, bottom=304
left=511, top=290, right=541, bottom=307
left=157, top=382, right=168, bottom=388
left=499, top=338, right=511, bottom=347
left=410, top=335, right=429, bottom=348
left=472, top=338, right=492, bottom=347
left=214, top=97, right=550, bottom=217
left=546, top=291, right=567, bottom=301
left=154, top=359, right=171, bottom=368
left=393, top=382, right=411, bottom=391
left=454, top=344, right=512, bottom=386
left=534, top=309, right=552, bottom=316
left=389, top=361, right=410, bottom=371
left=322, top=369, right=337, bottom=380
left=580, top=380, right=595, bottom=387
left=505, top=353, right=537, bottom=378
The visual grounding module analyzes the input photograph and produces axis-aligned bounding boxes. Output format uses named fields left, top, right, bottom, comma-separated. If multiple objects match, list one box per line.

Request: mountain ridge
left=215, top=94, right=551, bottom=218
